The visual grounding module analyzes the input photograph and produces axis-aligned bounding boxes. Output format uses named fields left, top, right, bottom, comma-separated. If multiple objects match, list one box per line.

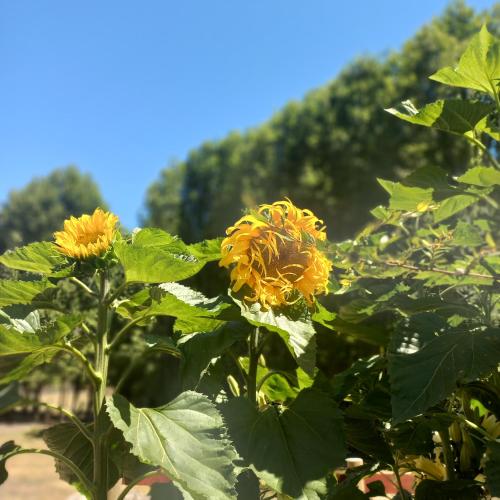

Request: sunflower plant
left=0, top=198, right=347, bottom=499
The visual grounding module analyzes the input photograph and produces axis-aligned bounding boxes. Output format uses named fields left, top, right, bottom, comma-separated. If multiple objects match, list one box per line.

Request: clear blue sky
left=0, top=0, right=495, bottom=228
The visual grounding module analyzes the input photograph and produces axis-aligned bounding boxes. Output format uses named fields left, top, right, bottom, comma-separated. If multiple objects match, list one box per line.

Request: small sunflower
left=54, top=208, right=119, bottom=259
left=220, top=199, right=332, bottom=308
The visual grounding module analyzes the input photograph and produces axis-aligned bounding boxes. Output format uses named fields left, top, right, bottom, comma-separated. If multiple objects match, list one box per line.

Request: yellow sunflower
left=220, top=199, right=332, bottom=308
left=54, top=208, right=119, bottom=259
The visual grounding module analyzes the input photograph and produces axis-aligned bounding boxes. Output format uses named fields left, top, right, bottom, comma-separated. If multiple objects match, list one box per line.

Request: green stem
left=247, top=327, right=259, bottom=406
left=14, top=448, right=94, bottom=495
left=93, top=270, right=111, bottom=500
left=392, top=461, right=407, bottom=499
left=70, top=277, right=96, bottom=296
left=105, top=282, right=128, bottom=306
left=23, top=400, right=92, bottom=442
left=438, top=428, right=456, bottom=481
left=61, top=343, right=100, bottom=388
left=116, top=470, right=161, bottom=500
left=107, top=315, right=145, bottom=352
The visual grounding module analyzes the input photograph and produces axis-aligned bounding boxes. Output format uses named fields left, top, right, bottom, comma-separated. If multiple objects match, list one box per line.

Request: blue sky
left=0, top=0, right=495, bottom=228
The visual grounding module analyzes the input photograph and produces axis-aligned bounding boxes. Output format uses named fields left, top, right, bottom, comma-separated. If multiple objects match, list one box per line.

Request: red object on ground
left=364, top=471, right=415, bottom=495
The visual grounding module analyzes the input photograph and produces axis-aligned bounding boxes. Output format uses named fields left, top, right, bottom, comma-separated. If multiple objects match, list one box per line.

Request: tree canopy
left=144, top=1, right=498, bottom=242
left=0, top=166, right=107, bottom=252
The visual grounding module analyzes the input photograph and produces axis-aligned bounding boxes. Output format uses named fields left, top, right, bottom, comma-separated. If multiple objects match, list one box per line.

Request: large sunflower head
left=54, top=208, right=119, bottom=259
left=220, top=199, right=332, bottom=308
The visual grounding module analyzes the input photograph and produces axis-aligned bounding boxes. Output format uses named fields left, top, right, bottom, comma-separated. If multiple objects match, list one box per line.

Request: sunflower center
left=255, top=232, right=309, bottom=283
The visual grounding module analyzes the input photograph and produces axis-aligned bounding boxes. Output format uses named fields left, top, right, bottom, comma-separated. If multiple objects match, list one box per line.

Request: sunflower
left=220, top=199, right=332, bottom=308
left=54, top=208, right=119, bottom=259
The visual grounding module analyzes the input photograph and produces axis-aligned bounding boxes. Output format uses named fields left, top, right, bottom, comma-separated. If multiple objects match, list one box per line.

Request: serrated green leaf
left=0, top=314, right=81, bottom=383
left=0, top=279, right=56, bottom=308
left=434, top=194, right=478, bottom=222
left=385, top=99, right=494, bottom=135
left=389, top=328, right=500, bottom=423
left=429, top=25, right=500, bottom=97
left=178, top=321, right=251, bottom=390
left=106, top=392, right=237, bottom=500
left=0, top=242, right=69, bottom=276
left=223, top=389, right=346, bottom=499
left=458, top=166, right=500, bottom=187
left=230, top=292, right=316, bottom=376
left=43, top=422, right=118, bottom=494
left=115, top=240, right=208, bottom=284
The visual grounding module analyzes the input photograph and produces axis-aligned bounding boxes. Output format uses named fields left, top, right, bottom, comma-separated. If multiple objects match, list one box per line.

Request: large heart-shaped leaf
left=230, top=293, right=316, bottom=376
left=0, top=279, right=57, bottom=308
left=0, top=242, right=69, bottom=276
left=0, top=314, right=81, bottom=383
left=389, top=328, right=500, bottom=423
left=43, top=422, right=119, bottom=494
left=114, top=230, right=219, bottom=284
left=106, top=391, right=237, bottom=499
left=223, top=388, right=346, bottom=499
left=178, top=321, right=251, bottom=390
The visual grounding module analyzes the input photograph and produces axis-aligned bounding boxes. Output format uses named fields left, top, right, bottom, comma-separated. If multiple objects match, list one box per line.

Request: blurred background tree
left=0, top=166, right=107, bottom=253
left=143, top=1, right=498, bottom=244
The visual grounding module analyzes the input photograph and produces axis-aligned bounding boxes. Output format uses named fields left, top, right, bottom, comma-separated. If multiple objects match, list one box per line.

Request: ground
left=0, top=422, right=149, bottom=499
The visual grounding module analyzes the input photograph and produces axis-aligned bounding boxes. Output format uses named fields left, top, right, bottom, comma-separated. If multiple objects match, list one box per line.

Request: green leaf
left=0, top=314, right=81, bottom=383
left=387, top=183, right=434, bottom=212
left=0, top=242, right=69, bottom=276
left=43, top=422, right=118, bottom=494
left=385, top=99, right=494, bottom=135
left=235, top=469, right=260, bottom=500
left=115, top=230, right=218, bottom=284
left=0, top=441, right=21, bottom=485
left=430, top=25, right=500, bottom=97
left=178, top=321, right=251, bottom=390
left=0, top=279, right=56, bottom=307
left=458, top=166, right=500, bottom=187
left=230, top=292, right=316, bottom=376
left=389, top=328, right=500, bottom=423
left=149, top=283, right=230, bottom=334
left=106, top=392, right=237, bottom=500
left=434, top=194, right=478, bottom=223
left=223, top=388, right=346, bottom=499
left=143, top=333, right=182, bottom=357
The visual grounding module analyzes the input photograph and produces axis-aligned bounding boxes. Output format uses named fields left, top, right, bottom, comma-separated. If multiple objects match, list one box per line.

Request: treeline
left=144, top=1, right=499, bottom=243
left=1, top=3, right=499, bottom=253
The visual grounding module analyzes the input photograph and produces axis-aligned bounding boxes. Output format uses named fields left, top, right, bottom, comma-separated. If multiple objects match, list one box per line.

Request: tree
left=0, top=166, right=107, bottom=252
left=143, top=1, right=498, bottom=243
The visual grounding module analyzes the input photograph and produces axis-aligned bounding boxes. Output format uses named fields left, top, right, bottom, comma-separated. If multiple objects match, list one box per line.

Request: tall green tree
left=144, top=1, right=497, bottom=243
left=0, top=166, right=107, bottom=252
